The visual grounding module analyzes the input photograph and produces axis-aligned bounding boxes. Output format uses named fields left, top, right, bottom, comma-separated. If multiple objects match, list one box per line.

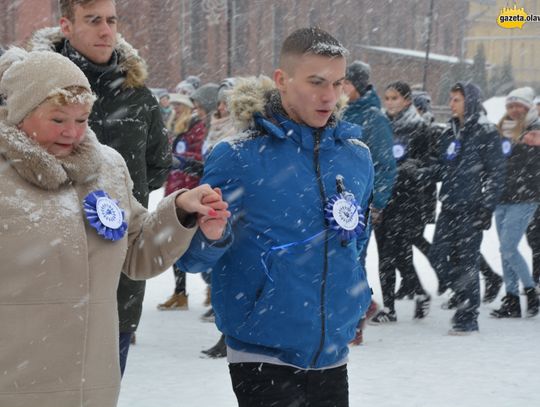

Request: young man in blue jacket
left=178, top=28, right=374, bottom=406
left=427, top=82, right=505, bottom=335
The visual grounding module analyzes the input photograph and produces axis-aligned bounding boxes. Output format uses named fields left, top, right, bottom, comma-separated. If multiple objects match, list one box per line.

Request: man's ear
left=59, top=17, right=72, bottom=39
left=274, top=68, right=287, bottom=93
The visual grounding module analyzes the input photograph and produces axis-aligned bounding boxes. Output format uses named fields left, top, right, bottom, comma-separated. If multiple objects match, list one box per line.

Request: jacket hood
left=457, top=81, right=484, bottom=120
left=228, top=76, right=349, bottom=132
left=351, top=85, right=382, bottom=110
left=28, top=27, right=147, bottom=89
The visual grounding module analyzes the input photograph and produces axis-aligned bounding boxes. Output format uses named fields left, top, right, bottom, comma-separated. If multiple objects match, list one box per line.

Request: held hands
left=175, top=184, right=231, bottom=240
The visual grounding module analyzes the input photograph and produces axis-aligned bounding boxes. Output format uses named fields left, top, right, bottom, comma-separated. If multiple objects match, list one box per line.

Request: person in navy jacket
left=426, top=82, right=506, bottom=335
left=178, top=28, right=373, bottom=407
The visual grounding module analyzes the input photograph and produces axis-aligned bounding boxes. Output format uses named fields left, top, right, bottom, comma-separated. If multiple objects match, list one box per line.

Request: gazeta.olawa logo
left=497, top=2, right=540, bottom=29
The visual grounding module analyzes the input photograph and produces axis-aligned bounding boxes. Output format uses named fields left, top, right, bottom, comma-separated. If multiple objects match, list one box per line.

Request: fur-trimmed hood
left=228, top=76, right=349, bottom=132
left=28, top=27, right=147, bottom=89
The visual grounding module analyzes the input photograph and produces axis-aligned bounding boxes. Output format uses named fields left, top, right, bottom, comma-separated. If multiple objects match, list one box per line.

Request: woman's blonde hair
left=46, top=85, right=96, bottom=107
left=168, top=105, right=192, bottom=135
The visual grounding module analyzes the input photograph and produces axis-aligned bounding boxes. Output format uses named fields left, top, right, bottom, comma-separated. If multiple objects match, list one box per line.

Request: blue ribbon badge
left=501, top=139, right=512, bottom=157
left=446, top=140, right=461, bottom=161
left=392, top=143, right=406, bottom=161
left=83, top=190, right=128, bottom=241
left=324, top=193, right=366, bottom=241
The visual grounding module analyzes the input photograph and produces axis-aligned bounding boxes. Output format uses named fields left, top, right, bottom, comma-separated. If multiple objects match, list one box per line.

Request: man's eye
left=76, top=119, right=88, bottom=124
left=52, top=118, right=63, bottom=123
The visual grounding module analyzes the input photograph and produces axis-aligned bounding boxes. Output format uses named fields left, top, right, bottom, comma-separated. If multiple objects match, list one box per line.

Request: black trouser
left=412, top=224, right=498, bottom=281
left=527, top=208, right=540, bottom=284
left=173, top=263, right=186, bottom=294
left=229, top=363, right=349, bottom=407
left=375, top=220, right=425, bottom=311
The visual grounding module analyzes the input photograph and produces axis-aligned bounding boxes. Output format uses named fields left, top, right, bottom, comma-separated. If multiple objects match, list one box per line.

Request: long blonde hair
left=167, top=105, right=192, bottom=135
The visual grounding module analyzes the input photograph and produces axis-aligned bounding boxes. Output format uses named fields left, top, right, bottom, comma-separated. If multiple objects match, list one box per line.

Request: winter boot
left=414, top=294, right=431, bottom=319
left=200, top=307, right=216, bottom=322
left=441, top=292, right=459, bottom=310
left=525, top=287, right=539, bottom=317
left=157, top=293, right=189, bottom=310
left=490, top=294, right=521, bottom=318
left=483, top=273, right=502, bottom=303
left=368, top=308, right=397, bottom=325
left=203, top=286, right=212, bottom=307
left=201, top=335, right=227, bottom=358
left=349, top=301, right=379, bottom=346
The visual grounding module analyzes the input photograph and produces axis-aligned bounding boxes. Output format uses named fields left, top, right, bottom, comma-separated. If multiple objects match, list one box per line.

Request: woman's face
left=384, top=88, right=411, bottom=117
left=19, top=100, right=91, bottom=157
left=506, top=102, right=529, bottom=121
left=217, top=101, right=229, bottom=118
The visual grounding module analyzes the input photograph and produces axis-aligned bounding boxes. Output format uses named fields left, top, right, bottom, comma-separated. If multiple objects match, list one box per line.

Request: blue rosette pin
left=501, top=139, right=512, bottom=157
left=324, top=193, right=366, bottom=241
left=83, top=190, right=128, bottom=241
left=446, top=140, right=461, bottom=161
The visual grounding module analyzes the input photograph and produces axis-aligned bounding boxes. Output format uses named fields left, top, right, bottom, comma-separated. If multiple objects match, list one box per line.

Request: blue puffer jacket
left=178, top=78, right=374, bottom=369
left=431, top=82, right=505, bottom=212
left=342, top=86, right=396, bottom=211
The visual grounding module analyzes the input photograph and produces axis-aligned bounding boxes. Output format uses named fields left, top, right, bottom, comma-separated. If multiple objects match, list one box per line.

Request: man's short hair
left=450, top=83, right=465, bottom=96
left=279, top=27, right=348, bottom=67
left=59, top=0, right=115, bottom=20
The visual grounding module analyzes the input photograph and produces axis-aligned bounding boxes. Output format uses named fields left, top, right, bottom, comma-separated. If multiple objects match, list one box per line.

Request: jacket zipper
left=311, top=129, right=329, bottom=368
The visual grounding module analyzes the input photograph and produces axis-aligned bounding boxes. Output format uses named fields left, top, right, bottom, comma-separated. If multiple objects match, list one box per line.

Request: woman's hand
left=175, top=184, right=230, bottom=240
left=523, top=130, right=540, bottom=146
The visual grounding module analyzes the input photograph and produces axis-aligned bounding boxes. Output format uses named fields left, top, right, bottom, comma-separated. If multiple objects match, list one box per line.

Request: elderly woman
left=0, top=48, right=229, bottom=407
left=491, top=87, right=540, bottom=319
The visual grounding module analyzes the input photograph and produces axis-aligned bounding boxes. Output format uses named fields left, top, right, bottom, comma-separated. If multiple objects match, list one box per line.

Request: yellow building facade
left=464, top=0, right=540, bottom=86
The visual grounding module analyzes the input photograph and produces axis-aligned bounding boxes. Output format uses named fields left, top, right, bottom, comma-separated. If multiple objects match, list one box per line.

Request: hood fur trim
left=28, top=27, right=147, bottom=89
left=228, top=76, right=349, bottom=131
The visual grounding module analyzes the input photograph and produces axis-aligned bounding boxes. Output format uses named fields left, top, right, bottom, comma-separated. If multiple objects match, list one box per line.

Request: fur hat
left=191, top=83, right=219, bottom=115
left=346, top=61, right=371, bottom=95
left=506, top=86, right=535, bottom=109
left=0, top=47, right=92, bottom=125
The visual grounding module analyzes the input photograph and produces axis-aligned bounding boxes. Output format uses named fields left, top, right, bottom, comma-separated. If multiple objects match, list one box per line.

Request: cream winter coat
left=0, top=122, right=196, bottom=407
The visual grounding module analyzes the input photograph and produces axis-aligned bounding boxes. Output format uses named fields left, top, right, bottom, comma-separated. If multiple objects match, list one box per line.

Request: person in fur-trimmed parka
left=28, top=0, right=171, bottom=373
left=0, top=47, right=229, bottom=407
left=178, top=28, right=374, bottom=407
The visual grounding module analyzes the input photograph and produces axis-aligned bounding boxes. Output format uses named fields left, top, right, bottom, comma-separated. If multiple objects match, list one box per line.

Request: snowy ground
left=118, top=190, right=539, bottom=407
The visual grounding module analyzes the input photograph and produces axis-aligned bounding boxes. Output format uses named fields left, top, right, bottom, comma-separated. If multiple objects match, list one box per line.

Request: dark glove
left=171, top=155, right=186, bottom=170
left=472, top=207, right=492, bottom=230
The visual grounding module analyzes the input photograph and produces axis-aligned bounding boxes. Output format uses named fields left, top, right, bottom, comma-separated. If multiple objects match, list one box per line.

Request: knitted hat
left=217, top=78, right=236, bottom=104
left=506, top=86, right=535, bottom=109
left=345, top=61, right=371, bottom=95
left=412, top=91, right=432, bottom=113
left=0, top=47, right=92, bottom=125
left=169, top=92, right=194, bottom=108
left=191, top=83, right=219, bottom=114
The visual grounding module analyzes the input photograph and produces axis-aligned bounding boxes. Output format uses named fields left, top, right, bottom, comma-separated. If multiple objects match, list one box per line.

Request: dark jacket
left=498, top=116, right=540, bottom=204
left=30, top=28, right=171, bottom=333
left=429, top=83, right=505, bottom=215
left=383, top=103, right=431, bottom=231
left=342, top=86, right=396, bottom=211
left=178, top=78, right=374, bottom=369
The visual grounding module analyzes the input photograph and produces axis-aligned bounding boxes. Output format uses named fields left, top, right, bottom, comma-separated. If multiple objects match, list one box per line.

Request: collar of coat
left=226, top=76, right=362, bottom=150
left=0, top=119, right=102, bottom=190
left=28, top=27, right=147, bottom=89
